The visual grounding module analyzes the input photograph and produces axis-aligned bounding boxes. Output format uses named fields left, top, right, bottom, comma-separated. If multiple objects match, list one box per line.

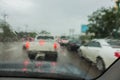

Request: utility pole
left=3, top=13, right=7, bottom=22
left=69, top=28, right=75, bottom=38
left=1, top=12, right=8, bottom=23
left=26, top=25, right=28, bottom=32
left=25, top=25, right=29, bottom=37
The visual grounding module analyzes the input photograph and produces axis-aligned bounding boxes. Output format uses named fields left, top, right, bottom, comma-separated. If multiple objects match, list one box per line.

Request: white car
left=23, top=34, right=58, bottom=61
left=78, top=39, right=119, bottom=71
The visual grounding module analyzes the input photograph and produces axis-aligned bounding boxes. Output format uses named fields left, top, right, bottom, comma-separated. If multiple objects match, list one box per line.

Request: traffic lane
left=57, top=46, right=102, bottom=79
left=0, top=42, right=29, bottom=62
left=0, top=42, right=101, bottom=79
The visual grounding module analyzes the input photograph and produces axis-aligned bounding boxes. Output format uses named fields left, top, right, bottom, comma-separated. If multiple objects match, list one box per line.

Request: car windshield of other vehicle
left=60, top=36, right=69, bottom=40
left=0, top=0, right=119, bottom=80
left=37, top=36, right=54, bottom=40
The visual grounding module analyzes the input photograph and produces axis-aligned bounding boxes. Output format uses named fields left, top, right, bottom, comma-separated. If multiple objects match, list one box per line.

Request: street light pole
left=1, top=13, right=8, bottom=25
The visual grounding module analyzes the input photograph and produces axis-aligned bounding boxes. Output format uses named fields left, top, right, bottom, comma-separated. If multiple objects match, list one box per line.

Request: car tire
left=96, top=57, right=105, bottom=71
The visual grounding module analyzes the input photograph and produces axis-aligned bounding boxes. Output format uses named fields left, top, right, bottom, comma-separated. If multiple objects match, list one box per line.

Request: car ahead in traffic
left=67, top=39, right=81, bottom=52
left=59, top=36, right=69, bottom=46
left=23, top=34, right=58, bottom=61
left=78, top=39, right=119, bottom=71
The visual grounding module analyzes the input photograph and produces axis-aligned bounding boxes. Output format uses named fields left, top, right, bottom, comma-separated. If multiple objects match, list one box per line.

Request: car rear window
left=37, top=36, right=54, bottom=40
left=60, top=36, right=69, bottom=40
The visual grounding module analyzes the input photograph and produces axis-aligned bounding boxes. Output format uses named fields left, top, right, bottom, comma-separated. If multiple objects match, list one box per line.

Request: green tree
left=39, top=30, right=50, bottom=34
left=29, top=32, right=37, bottom=38
left=0, top=23, right=17, bottom=41
left=87, top=7, right=120, bottom=38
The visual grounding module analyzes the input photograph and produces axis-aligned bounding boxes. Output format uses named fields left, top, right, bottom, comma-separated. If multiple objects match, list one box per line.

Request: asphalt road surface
left=0, top=42, right=102, bottom=79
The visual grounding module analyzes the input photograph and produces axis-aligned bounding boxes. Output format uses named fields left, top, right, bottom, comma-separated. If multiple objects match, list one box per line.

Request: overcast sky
left=0, top=0, right=114, bottom=35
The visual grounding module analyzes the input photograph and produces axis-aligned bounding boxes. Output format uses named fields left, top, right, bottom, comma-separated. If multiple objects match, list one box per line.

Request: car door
left=87, top=41, right=101, bottom=62
left=81, top=41, right=94, bottom=58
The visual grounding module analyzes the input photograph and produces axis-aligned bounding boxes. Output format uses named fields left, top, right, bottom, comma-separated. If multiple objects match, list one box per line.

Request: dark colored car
left=67, top=39, right=81, bottom=51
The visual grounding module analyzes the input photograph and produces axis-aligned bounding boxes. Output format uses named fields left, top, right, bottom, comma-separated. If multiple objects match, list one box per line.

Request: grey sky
left=0, top=0, right=114, bottom=35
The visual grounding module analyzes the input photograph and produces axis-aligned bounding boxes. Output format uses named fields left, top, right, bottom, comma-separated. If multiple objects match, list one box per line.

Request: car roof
left=92, top=39, right=108, bottom=46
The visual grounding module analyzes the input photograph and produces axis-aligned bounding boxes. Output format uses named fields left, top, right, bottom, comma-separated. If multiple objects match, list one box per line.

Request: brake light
left=25, top=41, right=30, bottom=49
left=114, top=52, right=120, bottom=58
left=53, top=42, right=57, bottom=49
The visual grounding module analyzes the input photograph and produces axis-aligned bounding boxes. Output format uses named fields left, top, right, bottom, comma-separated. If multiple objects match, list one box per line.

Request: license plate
left=37, top=53, right=45, bottom=57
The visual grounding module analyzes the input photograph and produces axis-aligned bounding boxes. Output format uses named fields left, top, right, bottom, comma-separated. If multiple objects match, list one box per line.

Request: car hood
left=0, top=61, right=89, bottom=79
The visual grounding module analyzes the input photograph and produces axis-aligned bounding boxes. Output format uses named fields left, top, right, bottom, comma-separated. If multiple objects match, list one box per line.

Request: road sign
left=81, top=25, right=88, bottom=33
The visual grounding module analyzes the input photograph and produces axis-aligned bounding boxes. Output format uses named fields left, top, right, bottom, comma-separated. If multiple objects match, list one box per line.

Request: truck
left=23, top=34, right=58, bottom=61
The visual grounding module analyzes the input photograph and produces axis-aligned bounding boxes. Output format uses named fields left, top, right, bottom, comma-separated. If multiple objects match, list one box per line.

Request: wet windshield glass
left=0, top=0, right=119, bottom=80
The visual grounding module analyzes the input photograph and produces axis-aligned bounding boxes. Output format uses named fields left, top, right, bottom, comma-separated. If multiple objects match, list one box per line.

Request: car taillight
left=114, top=52, right=120, bottom=58
left=25, top=41, right=30, bottom=49
left=53, top=42, right=57, bottom=49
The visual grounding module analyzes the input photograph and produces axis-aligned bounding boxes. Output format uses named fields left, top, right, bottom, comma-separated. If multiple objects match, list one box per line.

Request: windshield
left=0, top=0, right=119, bottom=80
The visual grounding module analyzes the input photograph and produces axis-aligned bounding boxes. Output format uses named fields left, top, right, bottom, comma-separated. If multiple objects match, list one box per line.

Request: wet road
left=0, top=42, right=101, bottom=79
left=0, top=42, right=28, bottom=62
